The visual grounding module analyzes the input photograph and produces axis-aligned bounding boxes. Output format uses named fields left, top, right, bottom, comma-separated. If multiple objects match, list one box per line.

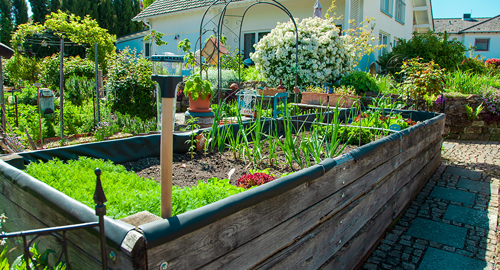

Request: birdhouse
left=38, top=88, right=54, bottom=114
left=201, top=38, right=229, bottom=65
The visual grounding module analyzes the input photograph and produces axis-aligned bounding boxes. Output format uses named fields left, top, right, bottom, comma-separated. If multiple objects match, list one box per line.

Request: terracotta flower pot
left=301, top=92, right=329, bottom=106
left=188, top=94, right=212, bottom=113
left=328, top=93, right=359, bottom=108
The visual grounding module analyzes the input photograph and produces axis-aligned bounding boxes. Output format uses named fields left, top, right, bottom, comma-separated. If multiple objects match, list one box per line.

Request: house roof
left=133, top=0, right=245, bottom=21
left=434, top=15, right=500, bottom=34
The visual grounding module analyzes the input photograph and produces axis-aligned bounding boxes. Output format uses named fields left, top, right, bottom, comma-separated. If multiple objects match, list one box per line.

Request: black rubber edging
left=0, top=160, right=134, bottom=250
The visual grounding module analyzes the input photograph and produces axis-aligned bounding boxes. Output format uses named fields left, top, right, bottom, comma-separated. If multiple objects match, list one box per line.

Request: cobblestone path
left=361, top=140, right=500, bottom=270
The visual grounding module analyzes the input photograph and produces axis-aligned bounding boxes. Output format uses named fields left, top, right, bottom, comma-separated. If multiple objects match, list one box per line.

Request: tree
left=12, top=0, right=29, bottom=27
left=29, top=0, right=49, bottom=23
left=0, top=0, right=13, bottom=46
left=60, top=0, right=73, bottom=14
left=49, top=0, right=60, bottom=13
left=98, top=0, right=115, bottom=33
left=114, top=0, right=141, bottom=36
left=143, top=0, right=154, bottom=9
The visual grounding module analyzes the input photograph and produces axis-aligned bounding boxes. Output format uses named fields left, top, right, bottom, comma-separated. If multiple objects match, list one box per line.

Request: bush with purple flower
left=94, top=121, right=114, bottom=141
left=5, top=136, right=25, bottom=152
left=481, top=87, right=500, bottom=115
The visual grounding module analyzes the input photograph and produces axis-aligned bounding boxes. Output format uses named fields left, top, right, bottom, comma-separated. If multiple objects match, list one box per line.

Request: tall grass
left=444, top=70, right=500, bottom=95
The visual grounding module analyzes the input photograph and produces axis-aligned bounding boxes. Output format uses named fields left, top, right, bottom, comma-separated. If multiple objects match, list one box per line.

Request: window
left=380, top=0, right=393, bottom=17
left=145, top=43, right=150, bottom=57
left=393, top=37, right=400, bottom=48
left=475, top=38, right=490, bottom=51
left=243, top=31, right=270, bottom=60
left=336, top=24, right=343, bottom=35
left=379, top=31, right=390, bottom=55
left=395, top=0, right=405, bottom=24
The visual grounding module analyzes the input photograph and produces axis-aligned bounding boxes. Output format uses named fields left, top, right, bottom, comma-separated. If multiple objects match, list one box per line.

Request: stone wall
left=437, top=95, right=500, bottom=141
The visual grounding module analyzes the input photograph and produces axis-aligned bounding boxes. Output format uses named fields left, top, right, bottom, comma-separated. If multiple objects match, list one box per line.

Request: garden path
left=361, top=140, right=500, bottom=270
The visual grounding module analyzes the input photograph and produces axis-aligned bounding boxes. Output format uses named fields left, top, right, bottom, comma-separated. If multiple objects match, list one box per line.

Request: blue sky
left=432, top=0, right=500, bottom=18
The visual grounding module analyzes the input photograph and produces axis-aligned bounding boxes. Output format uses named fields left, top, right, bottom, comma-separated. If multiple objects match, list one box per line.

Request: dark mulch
left=122, top=143, right=358, bottom=188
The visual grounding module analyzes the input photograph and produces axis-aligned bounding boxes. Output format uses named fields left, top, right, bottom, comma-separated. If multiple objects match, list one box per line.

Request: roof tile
left=433, top=15, right=500, bottom=33
left=133, top=0, right=245, bottom=21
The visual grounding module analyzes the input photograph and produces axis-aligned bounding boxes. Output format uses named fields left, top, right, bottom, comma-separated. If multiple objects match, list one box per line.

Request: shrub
left=251, top=17, right=353, bottom=90
left=398, top=58, right=446, bottom=100
left=482, top=87, right=500, bottom=116
left=340, top=71, right=377, bottom=94
left=106, top=48, right=156, bottom=120
left=237, top=172, right=275, bottom=189
left=486, top=58, right=500, bottom=68
left=64, top=75, right=95, bottom=106
left=3, top=54, right=39, bottom=87
left=39, top=54, right=95, bottom=91
left=242, top=66, right=266, bottom=82
left=377, top=31, right=467, bottom=74
left=459, top=57, right=487, bottom=74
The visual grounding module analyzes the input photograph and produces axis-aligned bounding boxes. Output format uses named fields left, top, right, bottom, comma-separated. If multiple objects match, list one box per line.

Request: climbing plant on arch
left=10, top=11, right=116, bottom=71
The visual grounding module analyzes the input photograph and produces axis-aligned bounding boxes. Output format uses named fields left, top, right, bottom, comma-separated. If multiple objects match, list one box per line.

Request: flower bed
left=0, top=110, right=444, bottom=269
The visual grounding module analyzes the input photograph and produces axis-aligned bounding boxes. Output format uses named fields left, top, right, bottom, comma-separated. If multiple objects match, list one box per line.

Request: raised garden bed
left=0, top=109, right=445, bottom=269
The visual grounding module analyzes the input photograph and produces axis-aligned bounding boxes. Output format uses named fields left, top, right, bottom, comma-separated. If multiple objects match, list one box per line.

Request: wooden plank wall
left=146, top=117, right=445, bottom=270
left=0, top=176, right=143, bottom=269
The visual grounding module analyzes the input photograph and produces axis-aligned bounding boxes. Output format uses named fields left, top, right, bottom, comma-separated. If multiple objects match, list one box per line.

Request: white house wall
left=464, top=33, right=500, bottom=59
left=147, top=0, right=344, bottom=56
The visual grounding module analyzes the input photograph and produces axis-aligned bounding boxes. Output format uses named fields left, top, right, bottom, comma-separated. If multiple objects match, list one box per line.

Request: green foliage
left=24, top=157, right=246, bottom=218
left=143, top=29, right=168, bottom=47
left=64, top=75, right=95, bottom=106
left=3, top=53, right=39, bottom=87
left=205, top=68, right=237, bottom=90
left=398, top=58, right=446, bottom=100
left=444, top=70, right=500, bottom=95
left=106, top=48, right=156, bottom=120
left=465, top=103, right=483, bottom=120
left=242, top=66, right=266, bottom=82
left=377, top=31, right=468, bottom=74
left=12, top=11, right=116, bottom=71
left=459, top=57, right=487, bottom=74
left=339, top=126, right=374, bottom=145
left=39, top=54, right=95, bottom=91
left=114, top=112, right=156, bottom=135
left=340, top=71, right=377, bottom=94
left=0, top=0, right=14, bottom=46
left=184, top=74, right=213, bottom=101
left=12, top=0, right=29, bottom=27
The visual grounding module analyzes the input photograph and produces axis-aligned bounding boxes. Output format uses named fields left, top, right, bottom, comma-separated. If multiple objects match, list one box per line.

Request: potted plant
left=328, top=85, right=359, bottom=108
left=301, top=85, right=329, bottom=106
left=184, top=74, right=214, bottom=112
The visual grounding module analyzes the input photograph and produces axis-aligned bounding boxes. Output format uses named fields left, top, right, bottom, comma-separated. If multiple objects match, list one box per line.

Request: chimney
left=463, top=13, right=471, bottom=20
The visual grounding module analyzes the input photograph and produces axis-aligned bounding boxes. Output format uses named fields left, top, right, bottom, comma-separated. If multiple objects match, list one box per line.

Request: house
left=131, top=0, right=433, bottom=67
left=115, top=30, right=149, bottom=55
left=434, top=14, right=500, bottom=59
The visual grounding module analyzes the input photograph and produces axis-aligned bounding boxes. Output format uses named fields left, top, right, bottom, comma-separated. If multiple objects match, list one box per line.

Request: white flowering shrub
left=251, top=17, right=354, bottom=90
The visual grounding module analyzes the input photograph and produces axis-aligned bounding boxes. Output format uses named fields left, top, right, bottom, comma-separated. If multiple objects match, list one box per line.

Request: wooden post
left=161, top=97, right=174, bottom=218
left=152, top=75, right=182, bottom=219
left=0, top=57, right=5, bottom=133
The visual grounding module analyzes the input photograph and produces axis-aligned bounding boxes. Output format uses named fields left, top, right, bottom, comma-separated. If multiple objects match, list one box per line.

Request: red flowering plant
left=236, top=169, right=275, bottom=189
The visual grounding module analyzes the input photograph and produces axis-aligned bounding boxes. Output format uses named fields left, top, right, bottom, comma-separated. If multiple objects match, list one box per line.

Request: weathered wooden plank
left=200, top=125, right=442, bottom=269
left=146, top=120, right=444, bottom=269
left=0, top=193, right=103, bottom=269
left=320, top=150, right=442, bottom=270
left=0, top=178, right=134, bottom=270
left=253, top=137, right=442, bottom=269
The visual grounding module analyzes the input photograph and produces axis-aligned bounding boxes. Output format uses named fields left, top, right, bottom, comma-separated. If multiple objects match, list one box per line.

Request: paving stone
left=457, top=179, right=493, bottom=194
left=402, top=262, right=416, bottom=270
left=363, top=263, right=378, bottom=270
left=430, top=186, right=476, bottom=205
left=402, top=253, right=411, bottom=261
left=418, top=247, right=493, bottom=270
left=400, top=240, right=412, bottom=246
left=378, top=244, right=391, bottom=252
left=405, top=218, right=467, bottom=248
left=443, top=204, right=497, bottom=229
left=413, top=249, right=423, bottom=257
left=445, top=166, right=482, bottom=179
left=386, top=233, right=399, bottom=242
left=386, top=256, right=400, bottom=266
left=455, top=249, right=474, bottom=257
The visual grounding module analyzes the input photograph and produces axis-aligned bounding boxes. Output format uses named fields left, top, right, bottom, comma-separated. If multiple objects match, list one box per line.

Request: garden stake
left=152, top=75, right=182, bottom=219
